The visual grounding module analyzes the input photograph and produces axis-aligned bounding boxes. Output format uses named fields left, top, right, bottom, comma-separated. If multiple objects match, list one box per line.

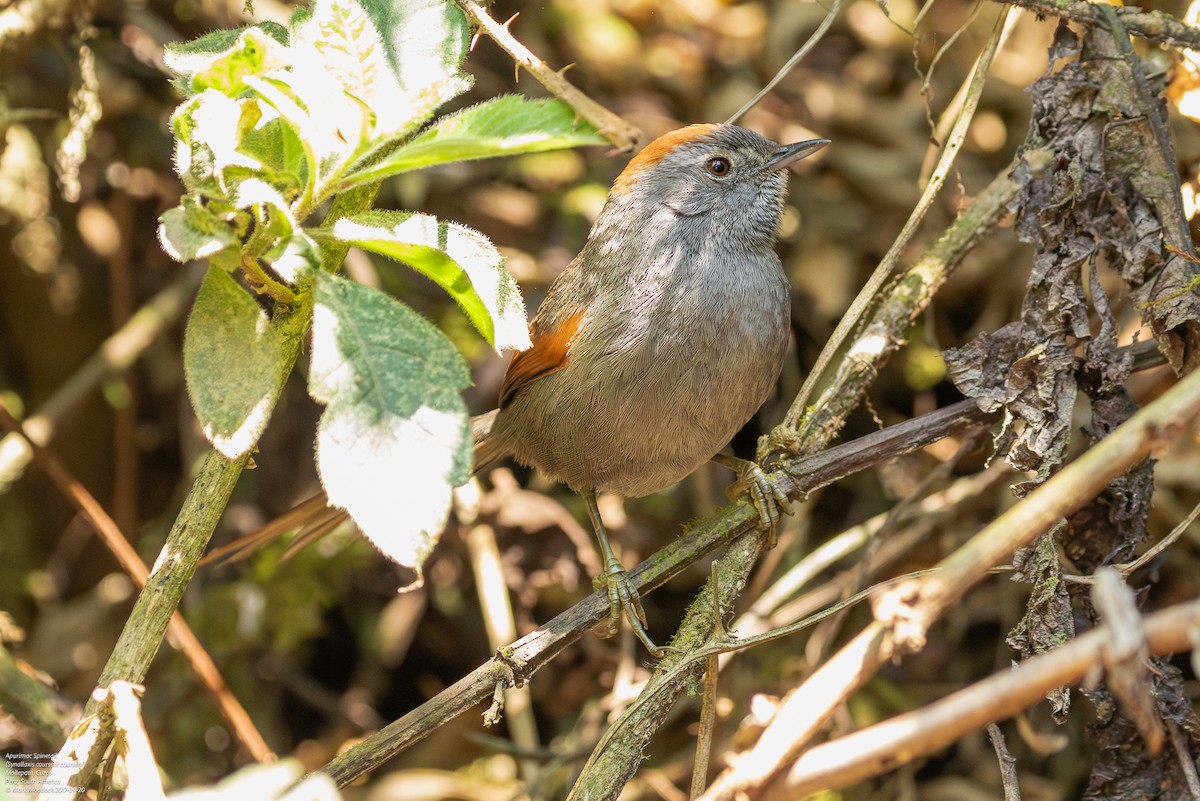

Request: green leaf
left=192, top=27, right=291, bottom=97
left=309, top=272, right=471, bottom=570
left=157, top=197, right=242, bottom=268
left=342, top=97, right=605, bottom=186
left=172, top=90, right=265, bottom=191
left=230, top=177, right=317, bottom=283
left=184, top=267, right=302, bottom=458
left=238, top=115, right=308, bottom=199
left=327, top=210, right=529, bottom=352
left=264, top=230, right=321, bottom=285
left=360, top=0, right=471, bottom=100
left=165, top=24, right=290, bottom=96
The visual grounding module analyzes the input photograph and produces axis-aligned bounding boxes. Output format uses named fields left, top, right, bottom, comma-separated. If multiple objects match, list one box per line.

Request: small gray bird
left=473, top=123, right=828, bottom=655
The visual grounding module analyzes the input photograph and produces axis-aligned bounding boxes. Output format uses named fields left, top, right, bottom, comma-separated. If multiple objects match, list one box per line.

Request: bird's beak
left=767, top=138, right=830, bottom=171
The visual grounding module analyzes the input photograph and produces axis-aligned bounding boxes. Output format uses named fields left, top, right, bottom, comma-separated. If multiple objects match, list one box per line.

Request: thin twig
left=46, top=290, right=314, bottom=792
left=319, top=399, right=994, bottom=787
left=995, top=0, right=1200, bottom=49
left=738, top=463, right=1012, bottom=642
left=778, top=6, right=1011, bottom=434
left=690, top=566, right=725, bottom=799
left=37, top=447, right=251, bottom=794
left=725, top=0, right=844, bottom=126
left=699, top=358, right=1200, bottom=801
left=453, top=0, right=641, bottom=151
left=1092, top=569, right=1164, bottom=755
left=0, top=407, right=273, bottom=762
left=1063, top=499, right=1200, bottom=583
left=919, top=9, right=1020, bottom=184
left=1167, top=719, right=1200, bottom=800
left=690, top=660, right=719, bottom=798
left=987, top=723, right=1022, bottom=801
left=465, top=521, right=541, bottom=780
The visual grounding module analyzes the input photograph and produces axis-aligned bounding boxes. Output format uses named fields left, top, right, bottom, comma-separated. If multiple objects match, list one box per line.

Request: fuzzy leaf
left=171, top=90, right=264, bottom=191
left=164, top=23, right=290, bottom=94
left=184, top=267, right=299, bottom=458
left=309, top=273, right=471, bottom=571
left=158, top=197, right=241, bottom=268
left=237, top=116, right=309, bottom=200
left=343, top=96, right=604, bottom=186
left=188, top=27, right=291, bottom=97
left=328, top=210, right=529, bottom=352
left=289, top=0, right=401, bottom=142
left=361, top=0, right=471, bottom=100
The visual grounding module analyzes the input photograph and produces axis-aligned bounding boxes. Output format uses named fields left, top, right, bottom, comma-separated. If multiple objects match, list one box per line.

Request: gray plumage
left=476, top=124, right=812, bottom=497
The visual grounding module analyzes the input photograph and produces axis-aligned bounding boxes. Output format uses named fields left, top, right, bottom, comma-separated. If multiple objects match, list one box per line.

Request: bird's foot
left=717, top=455, right=792, bottom=540
left=593, top=560, right=671, bottom=658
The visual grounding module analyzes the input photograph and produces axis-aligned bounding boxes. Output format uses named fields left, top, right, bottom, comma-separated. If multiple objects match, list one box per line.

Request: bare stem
left=453, top=0, right=641, bottom=151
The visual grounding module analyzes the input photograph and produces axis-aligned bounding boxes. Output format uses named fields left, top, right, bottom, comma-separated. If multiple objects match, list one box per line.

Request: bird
left=469, top=123, right=828, bottom=655
left=205, top=123, right=827, bottom=658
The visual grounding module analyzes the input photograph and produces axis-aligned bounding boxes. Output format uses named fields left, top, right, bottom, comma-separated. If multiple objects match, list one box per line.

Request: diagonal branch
left=566, top=145, right=1049, bottom=799
left=699, top=360, right=1200, bottom=801
left=319, top=399, right=993, bottom=787
left=766, top=596, right=1200, bottom=798
left=452, top=0, right=641, bottom=151
left=0, top=406, right=272, bottom=761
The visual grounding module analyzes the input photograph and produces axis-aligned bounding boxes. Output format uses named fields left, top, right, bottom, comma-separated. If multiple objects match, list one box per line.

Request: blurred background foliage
left=2, top=0, right=1199, bottom=798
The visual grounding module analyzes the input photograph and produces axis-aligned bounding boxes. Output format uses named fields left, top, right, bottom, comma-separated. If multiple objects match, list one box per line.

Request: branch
left=698, top=362, right=1200, bottom=800
left=319, top=399, right=993, bottom=787
left=569, top=146, right=1049, bottom=799
left=37, top=449, right=251, bottom=794
left=763, top=597, right=1200, bottom=798
left=995, top=0, right=1200, bottom=49
left=0, top=405, right=272, bottom=761
left=41, top=297, right=314, bottom=793
left=782, top=7, right=1011, bottom=426
left=453, top=0, right=642, bottom=151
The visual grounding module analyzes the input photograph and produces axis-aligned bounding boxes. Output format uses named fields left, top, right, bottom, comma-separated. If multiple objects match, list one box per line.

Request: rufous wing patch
left=610, top=123, right=718, bottom=196
left=499, top=310, right=585, bottom=406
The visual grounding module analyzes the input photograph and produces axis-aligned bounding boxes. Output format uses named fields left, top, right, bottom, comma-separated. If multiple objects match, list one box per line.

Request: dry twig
left=761, top=598, right=1200, bottom=798
left=697, top=363, right=1200, bottom=800
left=0, top=407, right=272, bottom=761
left=453, top=0, right=641, bottom=151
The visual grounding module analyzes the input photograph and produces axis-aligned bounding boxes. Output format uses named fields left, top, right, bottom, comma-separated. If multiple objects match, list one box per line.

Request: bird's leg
left=580, top=487, right=666, bottom=658
left=711, top=454, right=792, bottom=542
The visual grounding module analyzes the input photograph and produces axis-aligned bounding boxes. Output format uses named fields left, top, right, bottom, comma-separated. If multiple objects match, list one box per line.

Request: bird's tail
left=470, top=408, right=508, bottom=476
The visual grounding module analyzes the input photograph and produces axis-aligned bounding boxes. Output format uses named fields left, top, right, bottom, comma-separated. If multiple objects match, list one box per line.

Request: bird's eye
left=706, top=157, right=732, bottom=177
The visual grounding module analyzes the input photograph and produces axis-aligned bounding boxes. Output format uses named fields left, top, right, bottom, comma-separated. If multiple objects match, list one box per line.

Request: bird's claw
left=725, top=460, right=792, bottom=533
left=593, top=560, right=670, bottom=658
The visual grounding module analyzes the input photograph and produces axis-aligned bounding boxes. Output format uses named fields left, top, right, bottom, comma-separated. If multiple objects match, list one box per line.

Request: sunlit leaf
left=189, top=27, right=291, bottom=97
left=164, top=23, right=290, bottom=95
left=327, top=210, right=529, bottom=352
left=289, top=0, right=400, bottom=143
left=172, top=91, right=264, bottom=191
left=184, top=267, right=302, bottom=458
left=309, top=272, right=471, bottom=570
left=158, top=197, right=242, bottom=269
left=362, top=0, right=472, bottom=109
left=342, top=96, right=605, bottom=187
left=236, top=116, right=309, bottom=200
